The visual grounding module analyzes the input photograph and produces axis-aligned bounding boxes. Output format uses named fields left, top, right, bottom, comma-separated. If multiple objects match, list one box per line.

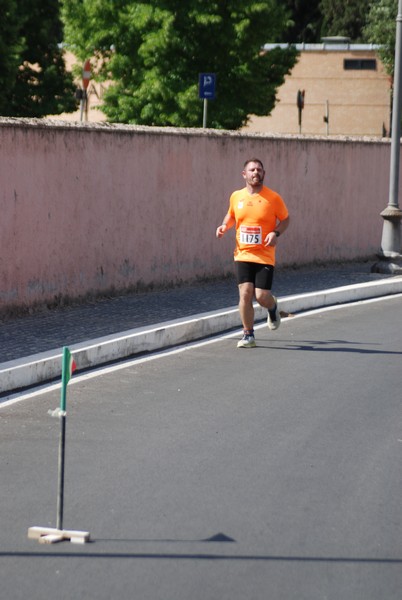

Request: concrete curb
left=2, top=277, right=402, bottom=395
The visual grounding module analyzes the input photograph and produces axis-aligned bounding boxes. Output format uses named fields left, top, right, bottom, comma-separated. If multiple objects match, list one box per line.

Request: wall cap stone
left=0, top=116, right=391, bottom=145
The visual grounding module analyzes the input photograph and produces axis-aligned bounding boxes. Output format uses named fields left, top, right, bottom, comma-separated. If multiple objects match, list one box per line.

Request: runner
left=216, top=158, right=290, bottom=348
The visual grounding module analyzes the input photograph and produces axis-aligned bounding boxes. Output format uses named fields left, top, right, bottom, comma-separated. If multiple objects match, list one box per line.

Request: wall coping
left=0, top=117, right=391, bottom=145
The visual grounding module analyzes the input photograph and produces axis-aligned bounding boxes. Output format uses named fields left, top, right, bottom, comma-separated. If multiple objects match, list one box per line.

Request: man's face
left=242, top=161, right=265, bottom=187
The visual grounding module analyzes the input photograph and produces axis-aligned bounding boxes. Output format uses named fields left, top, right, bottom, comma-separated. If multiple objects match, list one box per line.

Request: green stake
left=56, top=347, right=76, bottom=531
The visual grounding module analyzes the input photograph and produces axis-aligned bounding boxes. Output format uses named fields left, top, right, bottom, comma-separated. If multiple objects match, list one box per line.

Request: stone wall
left=0, top=118, right=392, bottom=312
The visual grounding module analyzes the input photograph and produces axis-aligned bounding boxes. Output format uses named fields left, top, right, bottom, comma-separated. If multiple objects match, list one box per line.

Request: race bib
left=239, top=225, right=262, bottom=245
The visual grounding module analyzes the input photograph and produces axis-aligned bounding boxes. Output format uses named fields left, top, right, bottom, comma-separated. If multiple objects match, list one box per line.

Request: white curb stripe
left=1, top=277, right=402, bottom=394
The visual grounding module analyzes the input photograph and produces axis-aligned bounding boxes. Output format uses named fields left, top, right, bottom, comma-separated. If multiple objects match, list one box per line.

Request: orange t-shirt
left=228, top=185, right=289, bottom=265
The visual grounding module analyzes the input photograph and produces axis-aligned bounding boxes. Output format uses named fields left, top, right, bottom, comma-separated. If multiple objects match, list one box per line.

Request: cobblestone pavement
left=0, top=259, right=393, bottom=364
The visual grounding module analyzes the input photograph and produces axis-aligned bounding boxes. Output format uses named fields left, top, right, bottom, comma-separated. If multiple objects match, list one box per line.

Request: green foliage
left=61, top=0, right=298, bottom=129
left=364, top=0, right=397, bottom=77
left=0, top=0, right=76, bottom=117
left=0, top=0, right=22, bottom=114
left=319, top=0, right=368, bottom=41
left=284, top=0, right=323, bottom=43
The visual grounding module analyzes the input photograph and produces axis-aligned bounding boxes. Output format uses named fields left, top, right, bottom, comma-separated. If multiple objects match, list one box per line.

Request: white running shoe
left=237, top=334, right=256, bottom=348
left=267, top=297, right=281, bottom=330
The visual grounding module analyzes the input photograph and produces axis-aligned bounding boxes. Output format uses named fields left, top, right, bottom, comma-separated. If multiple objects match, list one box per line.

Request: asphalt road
left=1, top=296, right=402, bottom=600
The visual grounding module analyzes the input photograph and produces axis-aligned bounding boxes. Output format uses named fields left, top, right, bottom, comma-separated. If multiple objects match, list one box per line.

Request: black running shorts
left=235, top=261, right=274, bottom=290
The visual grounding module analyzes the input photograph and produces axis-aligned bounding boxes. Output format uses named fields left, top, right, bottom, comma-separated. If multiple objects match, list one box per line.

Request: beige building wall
left=245, top=44, right=391, bottom=137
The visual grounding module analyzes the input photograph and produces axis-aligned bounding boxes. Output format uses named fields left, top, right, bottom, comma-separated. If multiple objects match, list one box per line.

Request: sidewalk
left=2, top=259, right=402, bottom=395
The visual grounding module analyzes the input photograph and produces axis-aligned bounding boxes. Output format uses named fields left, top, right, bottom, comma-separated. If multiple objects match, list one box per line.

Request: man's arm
left=264, top=215, right=290, bottom=246
left=216, top=214, right=236, bottom=238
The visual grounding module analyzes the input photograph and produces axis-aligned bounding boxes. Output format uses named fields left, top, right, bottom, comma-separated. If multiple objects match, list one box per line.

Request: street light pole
left=373, top=0, right=402, bottom=273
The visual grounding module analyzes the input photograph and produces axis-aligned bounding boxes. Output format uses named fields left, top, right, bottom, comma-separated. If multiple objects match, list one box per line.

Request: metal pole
left=203, top=98, right=208, bottom=128
left=56, top=347, right=70, bottom=531
left=85, top=90, right=89, bottom=122
left=387, top=0, right=402, bottom=212
left=373, top=0, right=402, bottom=273
left=80, top=96, right=85, bottom=122
left=56, top=415, right=66, bottom=531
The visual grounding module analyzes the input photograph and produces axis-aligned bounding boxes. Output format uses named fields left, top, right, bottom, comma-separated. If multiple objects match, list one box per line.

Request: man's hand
left=216, top=224, right=227, bottom=238
left=264, top=231, right=278, bottom=247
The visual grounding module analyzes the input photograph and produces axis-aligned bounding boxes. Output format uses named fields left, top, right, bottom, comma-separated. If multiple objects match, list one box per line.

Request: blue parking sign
left=199, top=73, right=216, bottom=99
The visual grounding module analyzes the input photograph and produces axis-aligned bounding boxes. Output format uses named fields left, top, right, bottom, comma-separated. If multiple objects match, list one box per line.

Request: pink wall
left=0, top=118, right=392, bottom=311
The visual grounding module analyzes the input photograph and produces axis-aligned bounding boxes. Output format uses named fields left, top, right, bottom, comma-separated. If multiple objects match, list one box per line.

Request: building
left=244, top=38, right=391, bottom=137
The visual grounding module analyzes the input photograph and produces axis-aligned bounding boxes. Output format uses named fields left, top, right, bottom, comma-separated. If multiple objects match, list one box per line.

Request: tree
left=0, top=0, right=23, bottom=114
left=283, top=0, right=323, bottom=43
left=61, top=0, right=298, bottom=129
left=319, top=0, right=368, bottom=41
left=364, top=0, right=397, bottom=77
left=0, top=0, right=76, bottom=117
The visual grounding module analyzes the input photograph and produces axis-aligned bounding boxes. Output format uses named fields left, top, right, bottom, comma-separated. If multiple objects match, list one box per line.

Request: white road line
left=2, top=293, right=402, bottom=408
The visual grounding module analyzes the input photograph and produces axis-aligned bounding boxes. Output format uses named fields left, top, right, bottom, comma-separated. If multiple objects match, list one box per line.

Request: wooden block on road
left=28, top=526, right=90, bottom=544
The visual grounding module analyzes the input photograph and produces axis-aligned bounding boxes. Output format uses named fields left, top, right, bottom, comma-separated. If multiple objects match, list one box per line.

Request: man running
left=216, top=158, right=290, bottom=348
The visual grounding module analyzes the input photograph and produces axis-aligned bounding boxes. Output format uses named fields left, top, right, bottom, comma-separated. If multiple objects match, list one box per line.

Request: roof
left=263, top=39, right=381, bottom=52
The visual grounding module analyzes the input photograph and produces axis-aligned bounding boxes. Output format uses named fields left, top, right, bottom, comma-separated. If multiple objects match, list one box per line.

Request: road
left=1, top=296, right=402, bottom=600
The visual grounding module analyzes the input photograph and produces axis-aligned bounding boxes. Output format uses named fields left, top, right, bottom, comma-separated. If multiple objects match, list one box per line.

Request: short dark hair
left=243, top=158, right=264, bottom=170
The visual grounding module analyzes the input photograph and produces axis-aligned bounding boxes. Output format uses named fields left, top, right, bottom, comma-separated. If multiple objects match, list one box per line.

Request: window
left=343, top=59, right=377, bottom=71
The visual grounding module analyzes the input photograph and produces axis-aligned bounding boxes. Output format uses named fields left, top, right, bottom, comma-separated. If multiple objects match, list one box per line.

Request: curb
left=2, top=277, right=402, bottom=395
